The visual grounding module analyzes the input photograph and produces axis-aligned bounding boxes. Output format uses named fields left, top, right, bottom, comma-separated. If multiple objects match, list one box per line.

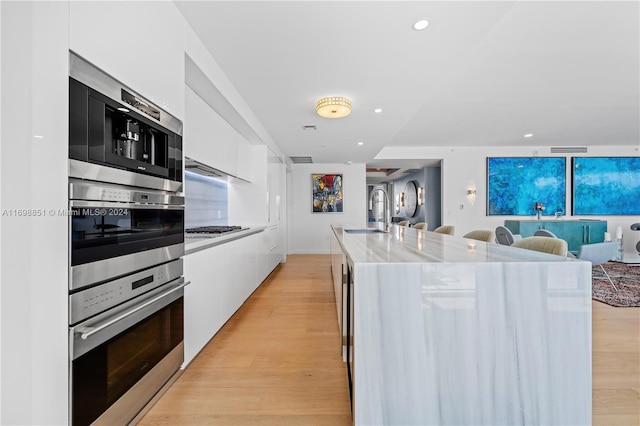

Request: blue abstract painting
left=572, top=157, right=640, bottom=215
left=487, top=157, right=566, bottom=216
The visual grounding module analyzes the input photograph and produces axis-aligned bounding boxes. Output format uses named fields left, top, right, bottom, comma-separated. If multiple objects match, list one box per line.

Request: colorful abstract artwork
left=312, top=174, right=343, bottom=213
left=487, top=157, right=566, bottom=216
left=572, top=157, right=640, bottom=215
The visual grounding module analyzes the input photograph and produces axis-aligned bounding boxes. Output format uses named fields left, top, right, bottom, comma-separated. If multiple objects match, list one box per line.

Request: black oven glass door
left=70, top=202, right=184, bottom=267
left=71, top=289, right=184, bottom=426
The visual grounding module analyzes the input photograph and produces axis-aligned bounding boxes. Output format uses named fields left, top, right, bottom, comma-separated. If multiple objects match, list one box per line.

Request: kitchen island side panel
left=354, top=261, right=591, bottom=426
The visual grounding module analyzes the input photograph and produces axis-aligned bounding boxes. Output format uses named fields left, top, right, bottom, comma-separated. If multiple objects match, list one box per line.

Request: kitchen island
left=330, top=224, right=591, bottom=426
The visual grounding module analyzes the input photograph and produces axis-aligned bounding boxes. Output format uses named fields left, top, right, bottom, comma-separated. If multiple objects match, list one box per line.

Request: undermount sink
left=344, top=228, right=388, bottom=234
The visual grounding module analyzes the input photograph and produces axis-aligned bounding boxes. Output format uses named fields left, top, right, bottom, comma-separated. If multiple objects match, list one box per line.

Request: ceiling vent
left=550, top=147, right=588, bottom=154
left=403, top=168, right=421, bottom=174
left=290, top=156, right=313, bottom=164
left=302, top=125, right=316, bottom=131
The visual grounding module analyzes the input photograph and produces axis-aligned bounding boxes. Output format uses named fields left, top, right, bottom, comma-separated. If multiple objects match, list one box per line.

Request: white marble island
left=330, top=225, right=592, bottom=426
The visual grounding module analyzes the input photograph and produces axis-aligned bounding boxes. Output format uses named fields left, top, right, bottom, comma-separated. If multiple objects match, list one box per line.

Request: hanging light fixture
left=316, top=97, right=352, bottom=118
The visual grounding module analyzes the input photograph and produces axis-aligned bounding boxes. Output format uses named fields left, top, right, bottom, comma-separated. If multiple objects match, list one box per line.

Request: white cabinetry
left=236, top=137, right=254, bottom=182
left=265, top=148, right=285, bottom=268
left=69, top=1, right=184, bottom=119
left=185, top=86, right=246, bottom=178
left=183, top=234, right=260, bottom=366
left=258, top=225, right=281, bottom=282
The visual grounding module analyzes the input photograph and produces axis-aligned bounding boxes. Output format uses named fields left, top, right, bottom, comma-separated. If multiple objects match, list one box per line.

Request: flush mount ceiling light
left=413, top=18, right=430, bottom=31
left=316, top=97, right=351, bottom=119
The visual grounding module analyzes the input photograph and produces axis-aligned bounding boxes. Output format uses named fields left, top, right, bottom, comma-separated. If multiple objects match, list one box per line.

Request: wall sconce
left=466, top=182, right=477, bottom=205
left=417, top=186, right=424, bottom=206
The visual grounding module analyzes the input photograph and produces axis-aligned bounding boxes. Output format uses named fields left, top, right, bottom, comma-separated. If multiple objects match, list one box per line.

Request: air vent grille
left=290, top=156, right=313, bottom=163
left=403, top=168, right=421, bottom=174
left=550, top=147, right=588, bottom=154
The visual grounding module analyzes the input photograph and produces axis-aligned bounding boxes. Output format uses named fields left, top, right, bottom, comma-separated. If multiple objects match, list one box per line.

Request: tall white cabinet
left=69, top=1, right=185, bottom=120
left=260, top=147, right=286, bottom=281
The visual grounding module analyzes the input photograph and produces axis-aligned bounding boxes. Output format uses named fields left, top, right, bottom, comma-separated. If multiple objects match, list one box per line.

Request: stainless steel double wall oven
left=68, top=53, right=187, bottom=426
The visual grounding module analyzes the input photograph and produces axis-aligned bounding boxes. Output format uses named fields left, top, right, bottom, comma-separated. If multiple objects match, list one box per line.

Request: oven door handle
left=78, top=281, right=190, bottom=340
left=69, top=199, right=184, bottom=209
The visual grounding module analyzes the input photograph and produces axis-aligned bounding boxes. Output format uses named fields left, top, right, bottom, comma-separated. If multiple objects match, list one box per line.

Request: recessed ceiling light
left=413, top=19, right=430, bottom=31
left=374, top=108, right=382, bottom=113
left=117, top=107, right=131, bottom=113
left=357, top=142, right=364, bottom=146
left=524, top=133, right=534, bottom=138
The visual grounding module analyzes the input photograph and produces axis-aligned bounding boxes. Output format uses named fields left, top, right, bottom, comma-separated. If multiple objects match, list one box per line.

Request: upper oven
left=69, top=179, right=184, bottom=291
left=69, top=52, right=183, bottom=192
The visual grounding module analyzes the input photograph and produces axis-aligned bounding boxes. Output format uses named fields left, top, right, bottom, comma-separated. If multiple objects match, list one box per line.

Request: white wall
left=290, top=163, right=366, bottom=254
left=1, top=2, right=69, bottom=424
left=377, top=145, right=640, bottom=252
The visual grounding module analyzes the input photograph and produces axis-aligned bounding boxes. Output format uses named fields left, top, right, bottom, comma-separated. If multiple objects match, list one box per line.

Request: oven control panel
left=69, top=180, right=184, bottom=205
left=68, top=258, right=182, bottom=325
left=101, top=188, right=131, bottom=202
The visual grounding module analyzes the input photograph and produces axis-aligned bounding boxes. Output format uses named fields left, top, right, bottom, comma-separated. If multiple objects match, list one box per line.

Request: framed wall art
left=487, top=157, right=566, bottom=216
left=312, top=173, right=343, bottom=213
left=572, top=156, right=640, bottom=215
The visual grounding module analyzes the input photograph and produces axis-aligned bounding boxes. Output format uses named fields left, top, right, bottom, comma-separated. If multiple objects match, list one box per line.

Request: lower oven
left=69, top=265, right=187, bottom=426
left=69, top=179, right=184, bottom=291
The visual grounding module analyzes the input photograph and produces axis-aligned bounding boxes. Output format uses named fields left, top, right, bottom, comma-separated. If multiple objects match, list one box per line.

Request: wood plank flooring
left=139, top=254, right=640, bottom=426
left=592, top=297, right=640, bottom=425
left=138, top=254, right=352, bottom=426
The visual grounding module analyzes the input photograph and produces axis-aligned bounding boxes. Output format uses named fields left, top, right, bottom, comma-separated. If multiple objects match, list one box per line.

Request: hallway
left=138, top=254, right=352, bottom=425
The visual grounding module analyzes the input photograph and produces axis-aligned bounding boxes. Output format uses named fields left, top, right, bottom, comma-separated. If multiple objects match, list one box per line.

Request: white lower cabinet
left=266, top=225, right=282, bottom=274
left=183, top=233, right=260, bottom=366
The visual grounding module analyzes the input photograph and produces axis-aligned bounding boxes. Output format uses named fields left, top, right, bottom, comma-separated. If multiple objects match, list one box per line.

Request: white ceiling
left=176, top=0, right=639, bottom=176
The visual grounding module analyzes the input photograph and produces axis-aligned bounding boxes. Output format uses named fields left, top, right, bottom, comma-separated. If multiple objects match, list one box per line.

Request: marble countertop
left=332, top=224, right=579, bottom=264
left=333, top=223, right=592, bottom=425
left=185, top=225, right=266, bottom=255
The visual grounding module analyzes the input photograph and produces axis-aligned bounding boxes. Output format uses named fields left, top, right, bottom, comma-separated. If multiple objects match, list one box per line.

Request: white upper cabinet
left=69, top=1, right=185, bottom=120
left=267, top=147, right=284, bottom=226
left=184, top=86, right=244, bottom=177
left=236, top=138, right=255, bottom=183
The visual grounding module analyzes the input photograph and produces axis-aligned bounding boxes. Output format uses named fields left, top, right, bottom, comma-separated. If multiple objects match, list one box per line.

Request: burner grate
left=185, top=226, right=243, bottom=234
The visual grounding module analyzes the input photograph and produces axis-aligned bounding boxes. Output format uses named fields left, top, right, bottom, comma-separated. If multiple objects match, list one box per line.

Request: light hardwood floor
left=138, top=254, right=352, bottom=426
left=592, top=297, right=640, bottom=425
left=139, top=254, right=639, bottom=425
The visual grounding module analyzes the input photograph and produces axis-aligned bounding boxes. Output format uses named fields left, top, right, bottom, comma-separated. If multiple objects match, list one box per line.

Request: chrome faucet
left=555, top=210, right=564, bottom=219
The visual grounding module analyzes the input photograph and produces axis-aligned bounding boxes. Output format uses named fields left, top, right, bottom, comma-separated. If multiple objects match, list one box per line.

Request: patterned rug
left=592, top=261, right=640, bottom=307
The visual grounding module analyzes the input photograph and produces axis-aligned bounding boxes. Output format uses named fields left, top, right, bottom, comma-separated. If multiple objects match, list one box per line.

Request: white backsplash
left=185, top=171, right=229, bottom=228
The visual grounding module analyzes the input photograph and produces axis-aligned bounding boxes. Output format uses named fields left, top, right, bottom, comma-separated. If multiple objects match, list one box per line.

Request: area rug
left=592, top=261, right=640, bottom=307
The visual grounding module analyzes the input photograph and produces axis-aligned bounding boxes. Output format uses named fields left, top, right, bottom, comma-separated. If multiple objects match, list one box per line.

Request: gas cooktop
left=185, top=225, right=245, bottom=237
